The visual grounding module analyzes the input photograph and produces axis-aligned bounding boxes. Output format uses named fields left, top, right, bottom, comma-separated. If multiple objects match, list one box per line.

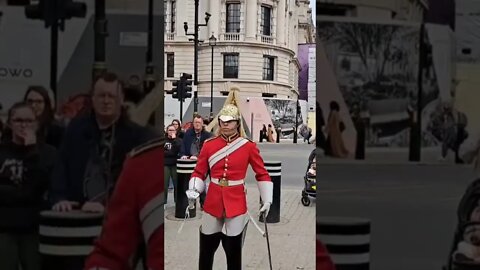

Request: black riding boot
left=222, top=228, right=246, bottom=270
left=199, top=228, right=223, bottom=270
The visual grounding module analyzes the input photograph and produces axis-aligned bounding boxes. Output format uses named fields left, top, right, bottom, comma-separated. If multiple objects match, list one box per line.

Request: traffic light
left=25, top=0, right=86, bottom=29
left=182, top=73, right=193, bottom=99
left=25, top=0, right=47, bottom=20
left=172, top=79, right=182, bottom=100
left=57, top=0, right=87, bottom=20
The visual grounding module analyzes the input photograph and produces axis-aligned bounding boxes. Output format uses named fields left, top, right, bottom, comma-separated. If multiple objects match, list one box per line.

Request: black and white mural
left=318, top=19, right=444, bottom=147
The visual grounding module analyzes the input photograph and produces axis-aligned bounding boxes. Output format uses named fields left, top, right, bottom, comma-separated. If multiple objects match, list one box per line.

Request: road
left=317, top=163, right=478, bottom=270
left=246, top=143, right=315, bottom=188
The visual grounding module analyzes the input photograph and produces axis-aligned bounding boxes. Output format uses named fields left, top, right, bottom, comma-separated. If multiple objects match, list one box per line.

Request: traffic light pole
left=193, top=0, right=199, bottom=115
left=409, top=17, right=425, bottom=162
left=50, top=6, right=59, bottom=104
left=145, top=0, right=156, bottom=125
left=93, top=0, right=107, bottom=82
left=179, top=75, right=184, bottom=123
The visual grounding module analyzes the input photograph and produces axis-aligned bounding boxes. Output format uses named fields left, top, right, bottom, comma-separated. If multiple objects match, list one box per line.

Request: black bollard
left=259, top=161, right=281, bottom=223
left=276, top=128, right=281, bottom=143
left=317, top=217, right=371, bottom=270
left=175, top=159, right=197, bottom=218
left=259, top=130, right=263, bottom=142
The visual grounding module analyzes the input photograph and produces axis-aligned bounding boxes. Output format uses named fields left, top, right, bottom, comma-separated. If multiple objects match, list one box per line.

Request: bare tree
left=318, top=22, right=402, bottom=83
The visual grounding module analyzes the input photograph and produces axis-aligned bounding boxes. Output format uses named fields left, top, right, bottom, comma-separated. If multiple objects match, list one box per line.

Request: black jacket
left=0, top=142, right=56, bottom=233
left=164, top=137, right=182, bottom=166
left=179, top=128, right=212, bottom=157
left=49, top=111, right=155, bottom=205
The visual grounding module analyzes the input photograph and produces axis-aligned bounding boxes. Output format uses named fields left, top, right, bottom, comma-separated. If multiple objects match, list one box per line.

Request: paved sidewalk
left=164, top=184, right=315, bottom=269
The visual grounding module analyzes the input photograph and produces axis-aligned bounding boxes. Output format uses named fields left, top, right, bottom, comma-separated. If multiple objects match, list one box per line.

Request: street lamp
left=208, top=34, right=217, bottom=120
left=184, top=5, right=210, bottom=116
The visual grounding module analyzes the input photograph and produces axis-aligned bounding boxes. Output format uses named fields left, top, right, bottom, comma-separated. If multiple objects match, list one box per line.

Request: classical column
left=277, top=0, right=286, bottom=46
left=245, top=0, right=257, bottom=41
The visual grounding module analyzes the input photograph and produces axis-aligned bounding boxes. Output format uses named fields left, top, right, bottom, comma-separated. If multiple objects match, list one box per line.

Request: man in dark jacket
left=180, top=115, right=212, bottom=159
left=46, top=73, right=154, bottom=270
left=180, top=115, right=212, bottom=207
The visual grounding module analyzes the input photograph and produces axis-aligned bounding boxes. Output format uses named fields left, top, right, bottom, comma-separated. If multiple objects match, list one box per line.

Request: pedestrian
left=172, top=119, right=184, bottom=139
left=180, top=115, right=213, bottom=209
left=440, top=104, right=457, bottom=161
left=0, top=102, right=57, bottom=270
left=261, top=124, right=267, bottom=142
left=2, top=86, right=65, bottom=149
left=84, top=137, right=164, bottom=270
left=48, top=72, right=155, bottom=270
left=454, top=110, right=469, bottom=164
left=186, top=101, right=272, bottom=269
left=325, top=101, right=349, bottom=158
left=317, top=102, right=327, bottom=152
left=164, top=124, right=182, bottom=204
left=267, top=124, right=274, bottom=142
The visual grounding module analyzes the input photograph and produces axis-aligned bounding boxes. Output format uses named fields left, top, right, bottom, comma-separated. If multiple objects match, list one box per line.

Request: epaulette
left=128, top=137, right=164, bottom=158
left=204, top=136, right=218, bottom=143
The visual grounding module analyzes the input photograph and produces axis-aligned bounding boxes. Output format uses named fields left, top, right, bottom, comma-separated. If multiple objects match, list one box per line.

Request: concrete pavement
left=164, top=184, right=315, bottom=269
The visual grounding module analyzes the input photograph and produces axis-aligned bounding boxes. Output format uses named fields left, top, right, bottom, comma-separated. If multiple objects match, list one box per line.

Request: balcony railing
left=165, top=32, right=175, bottom=41
left=257, top=34, right=274, bottom=44
left=220, top=32, right=242, bottom=41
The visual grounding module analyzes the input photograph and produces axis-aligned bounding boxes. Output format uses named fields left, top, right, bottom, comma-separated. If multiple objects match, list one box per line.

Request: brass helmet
left=218, top=103, right=241, bottom=122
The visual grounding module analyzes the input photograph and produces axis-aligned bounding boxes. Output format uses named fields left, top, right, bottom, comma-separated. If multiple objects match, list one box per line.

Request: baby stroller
left=444, top=178, right=480, bottom=270
left=301, top=155, right=316, bottom=206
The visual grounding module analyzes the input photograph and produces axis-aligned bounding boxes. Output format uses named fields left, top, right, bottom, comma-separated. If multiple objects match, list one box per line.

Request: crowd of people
left=0, top=72, right=159, bottom=270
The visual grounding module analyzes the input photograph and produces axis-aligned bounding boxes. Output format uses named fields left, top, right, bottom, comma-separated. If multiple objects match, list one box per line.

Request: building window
left=223, top=54, right=239, bottom=79
left=260, top=5, right=272, bottom=36
left=166, top=53, right=175, bottom=78
left=226, top=3, right=241, bottom=33
left=170, top=1, right=176, bottom=33
left=263, top=56, right=274, bottom=81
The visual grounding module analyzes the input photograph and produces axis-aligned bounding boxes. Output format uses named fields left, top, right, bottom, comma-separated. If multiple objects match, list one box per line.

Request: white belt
left=211, top=178, right=244, bottom=187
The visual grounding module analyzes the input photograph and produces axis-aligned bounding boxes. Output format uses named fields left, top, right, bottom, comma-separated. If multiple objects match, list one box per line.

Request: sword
left=247, top=210, right=265, bottom=236
left=263, top=212, right=273, bottom=270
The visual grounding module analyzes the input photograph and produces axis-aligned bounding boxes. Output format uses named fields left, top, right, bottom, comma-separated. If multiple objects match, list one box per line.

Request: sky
left=310, top=0, right=316, bottom=25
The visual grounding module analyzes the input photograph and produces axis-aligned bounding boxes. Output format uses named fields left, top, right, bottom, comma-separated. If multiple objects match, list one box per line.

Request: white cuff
left=189, top=177, right=205, bottom=193
left=258, top=181, right=273, bottom=204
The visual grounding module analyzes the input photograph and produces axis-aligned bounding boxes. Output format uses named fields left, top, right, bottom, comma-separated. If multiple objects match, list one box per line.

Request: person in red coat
left=317, top=239, right=336, bottom=270
left=84, top=138, right=164, bottom=270
left=186, top=103, right=273, bottom=270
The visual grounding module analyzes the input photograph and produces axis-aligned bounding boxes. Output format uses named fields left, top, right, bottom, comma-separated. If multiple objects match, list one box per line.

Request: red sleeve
left=84, top=157, right=141, bottom=270
left=190, top=141, right=210, bottom=181
left=317, top=240, right=336, bottom=270
left=147, top=224, right=164, bottom=269
left=248, top=142, right=271, bottom=182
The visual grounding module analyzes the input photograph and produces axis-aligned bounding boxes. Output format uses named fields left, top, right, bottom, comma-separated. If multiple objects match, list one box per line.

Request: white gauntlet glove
left=258, top=181, right=273, bottom=217
left=186, top=177, right=205, bottom=208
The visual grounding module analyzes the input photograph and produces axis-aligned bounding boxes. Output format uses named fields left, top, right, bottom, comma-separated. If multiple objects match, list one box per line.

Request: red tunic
left=84, top=139, right=164, bottom=270
left=317, top=239, right=336, bottom=270
left=191, top=135, right=271, bottom=218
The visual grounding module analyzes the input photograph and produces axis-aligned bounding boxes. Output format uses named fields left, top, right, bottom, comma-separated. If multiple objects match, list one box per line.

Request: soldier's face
left=220, top=120, right=238, bottom=136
